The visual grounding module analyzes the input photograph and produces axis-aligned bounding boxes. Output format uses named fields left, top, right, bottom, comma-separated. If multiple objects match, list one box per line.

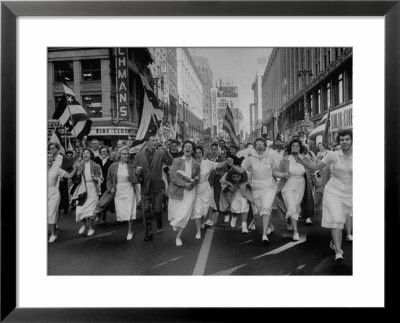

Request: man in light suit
left=133, top=135, right=174, bottom=241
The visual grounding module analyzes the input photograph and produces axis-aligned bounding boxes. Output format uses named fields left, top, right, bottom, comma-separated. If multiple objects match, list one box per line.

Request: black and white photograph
left=47, top=47, right=353, bottom=276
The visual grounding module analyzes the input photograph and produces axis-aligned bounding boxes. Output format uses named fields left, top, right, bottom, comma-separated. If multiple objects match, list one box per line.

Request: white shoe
left=200, top=223, right=205, bottom=229
left=48, top=235, right=57, bottom=243
left=224, top=215, right=230, bottom=223
left=127, top=232, right=133, bottom=240
left=267, top=224, right=274, bottom=234
left=241, top=222, right=248, bottom=234
left=176, top=238, right=183, bottom=246
left=335, top=252, right=344, bottom=263
left=286, top=223, right=293, bottom=231
left=78, top=225, right=86, bottom=235
left=230, top=216, right=237, bottom=228
left=172, top=226, right=178, bottom=232
left=306, top=218, right=312, bottom=225
left=346, top=234, right=353, bottom=242
left=329, top=241, right=343, bottom=254
left=195, top=233, right=201, bottom=239
left=87, top=229, right=95, bottom=237
left=95, top=216, right=99, bottom=222
left=292, top=232, right=300, bottom=241
left=262, top=235, right=269, bottom=244
left=204, top=219, right=214, bottom=227
left=249, top=222, right=256, bottom=231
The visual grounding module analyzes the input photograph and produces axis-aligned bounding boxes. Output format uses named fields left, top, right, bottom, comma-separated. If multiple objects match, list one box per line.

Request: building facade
left=261, top=47, right=353, bottom=143
left=48, top=47, right=154, bottom=146
left=176, top=48, right=204, bottom=141
left=250, top=58, right=268, bottom=140
left=191, top=54, right=214, bottom=143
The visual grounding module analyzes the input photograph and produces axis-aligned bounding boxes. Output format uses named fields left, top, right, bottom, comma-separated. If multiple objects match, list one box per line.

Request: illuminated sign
left=116, top=48, right=129, bottom=121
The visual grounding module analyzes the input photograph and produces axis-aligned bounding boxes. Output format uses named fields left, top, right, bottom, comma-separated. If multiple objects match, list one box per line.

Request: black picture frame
left=1, top=1, right=398, bottom=321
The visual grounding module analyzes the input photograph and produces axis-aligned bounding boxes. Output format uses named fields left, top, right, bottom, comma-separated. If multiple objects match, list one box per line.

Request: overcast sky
left=189, top=47, right=272, bottom=132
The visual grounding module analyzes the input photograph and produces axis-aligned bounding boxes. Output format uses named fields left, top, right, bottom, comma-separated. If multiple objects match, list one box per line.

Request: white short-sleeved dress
left=76, top=162, right=99, bottom=222
left=192, top=159, right=218, bottom=219
left=169, top=158, right=196, bottom=228
left=114, top=163, right=136, bottom=222
left=48, top=165, right=66, bottom=224
left=281, top=155, right=306, bottom=221
left=321, top=151, right=353, bottom=229
left=242, top=154, right=277, bottom=216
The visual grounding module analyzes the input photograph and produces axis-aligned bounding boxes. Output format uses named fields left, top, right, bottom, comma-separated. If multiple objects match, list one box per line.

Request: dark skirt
left=58, top=180, right=70, bottom=211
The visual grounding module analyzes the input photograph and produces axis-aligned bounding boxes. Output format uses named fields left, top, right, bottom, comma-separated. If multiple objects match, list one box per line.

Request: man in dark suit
left=93, top=145, right=115, bottom=222
left=133, top=135, right=174, bottom=241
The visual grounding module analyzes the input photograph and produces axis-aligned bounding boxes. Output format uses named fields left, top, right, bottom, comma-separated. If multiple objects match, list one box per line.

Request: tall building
left=176, top=48, right=204, bottom=142
left=48, top=47, right=153, bottom=146
left=190, top=54, right=214, bottom=142
left=148, top=48, right=179, bottom=135
left=250, top=57, right=268, bottom=140
left=262, top=47, right=352, bottom=143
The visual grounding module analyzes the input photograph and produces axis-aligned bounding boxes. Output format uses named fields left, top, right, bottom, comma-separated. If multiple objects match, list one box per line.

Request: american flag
left=223, top=105, right=239, bottom=146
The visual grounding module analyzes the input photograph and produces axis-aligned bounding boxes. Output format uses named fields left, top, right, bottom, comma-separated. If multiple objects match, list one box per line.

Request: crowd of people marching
left=48, top=129, right=353, bottom=263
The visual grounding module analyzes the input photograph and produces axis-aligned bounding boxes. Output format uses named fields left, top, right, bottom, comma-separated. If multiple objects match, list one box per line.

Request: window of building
left=82, top=60, right=101, bottom=81
left=82, top=95, right=102, bottom=118
left=338, top=73, right=344, bottom=104
left=326, top=82, right=331, bottom=110
left=317, top=89, right=321, bottom=115
left=54, top=61, right=73, bottom=83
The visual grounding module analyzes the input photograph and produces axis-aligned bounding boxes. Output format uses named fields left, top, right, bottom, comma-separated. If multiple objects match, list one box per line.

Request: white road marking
left=192, top=228, right=215, bottom=276
left=150, top=256, right=183, bottom=270
left=296, top=264, right=306, bottom=270
left=238, top=239, right=253, bottom=246
left=252, top=234, right=307, bottom=260
left=211, top=264, right=247, bottom=275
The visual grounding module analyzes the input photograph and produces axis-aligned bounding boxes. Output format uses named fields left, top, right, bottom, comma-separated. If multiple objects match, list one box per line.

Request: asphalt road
left=48, top=207, right=352, bottom=276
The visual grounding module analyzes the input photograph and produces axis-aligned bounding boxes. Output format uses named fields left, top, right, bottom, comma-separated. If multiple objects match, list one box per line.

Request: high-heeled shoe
left=335, top=252, right=344, bottom=263
left=195, top=233, right=201, bottom=239
left=176, top=238, right=183, bottom=246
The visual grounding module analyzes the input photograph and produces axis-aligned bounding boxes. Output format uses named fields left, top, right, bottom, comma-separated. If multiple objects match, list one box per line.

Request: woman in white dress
left=276, top=139, right=316, bottom=241
left=107, top=146, right=141, bottom=240
left=296, top=130, right=353, bottom=263
left=233, top=138, right=289, bottom=245
left=48, top=152, right=79, bottom=243
left=168, top=140, right=201, bottom=246
left=76, top=148, right=103, bottom=237
left=192, top=146, right=232, bottom=239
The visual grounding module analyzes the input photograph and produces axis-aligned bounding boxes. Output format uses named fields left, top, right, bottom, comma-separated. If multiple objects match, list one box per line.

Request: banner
left=116, top=48, right=129, bottom=121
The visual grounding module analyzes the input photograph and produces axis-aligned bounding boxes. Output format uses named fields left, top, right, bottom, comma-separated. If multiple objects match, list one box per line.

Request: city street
left=48, top=208, right=352, bottom=276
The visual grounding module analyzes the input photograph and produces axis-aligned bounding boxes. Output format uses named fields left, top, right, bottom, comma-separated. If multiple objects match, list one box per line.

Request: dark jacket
left=94, top=157, right=114, bottom=194
left=133, top=148, right=173, bottom=195
left=168, top=157, right=200, bottom=200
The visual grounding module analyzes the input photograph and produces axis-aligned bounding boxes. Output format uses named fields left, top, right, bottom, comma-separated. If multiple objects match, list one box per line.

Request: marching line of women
left=48, top=130, right=353, bottom=263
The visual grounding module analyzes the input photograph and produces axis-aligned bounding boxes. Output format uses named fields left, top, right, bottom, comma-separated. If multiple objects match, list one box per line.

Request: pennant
left=49, top=128, right=65, bottom=155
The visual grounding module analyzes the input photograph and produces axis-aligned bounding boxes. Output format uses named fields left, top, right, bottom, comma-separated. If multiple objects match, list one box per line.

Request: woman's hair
left=226, top=169, right=247, bottom=184
left=48, top=142, right=60, bottom=150
left=170, top=139, right=180, bottom=146
left=182, top=140, right=196, bottom=154
left=286, top=138, right=306, bottom=155
left=118, top=145, right=130, bottom=154
left=245, top=142, right=253, bottom=148
left=195, top=145, right=204, bottom=156
left=47, top=151, right=55, bottom=160
left=210, top=142, right=219, bottom=149
left=336, top=129, right=353, bottom=143
left=99, top=145, right=109, bottom=155
left=82, top=148, right=95, bottom=160
left=254, top=137, right=266, bottom=147
left=229, top=144, right=238, bottom=151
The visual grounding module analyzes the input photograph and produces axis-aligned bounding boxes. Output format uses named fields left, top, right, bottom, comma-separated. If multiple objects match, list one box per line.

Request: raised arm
left=296, top=155, right=327, bottom=171
left=162, top=149, right=174, bottom=166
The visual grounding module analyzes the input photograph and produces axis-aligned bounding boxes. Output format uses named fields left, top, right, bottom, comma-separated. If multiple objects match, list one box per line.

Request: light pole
left=297, top=70, right=313, bottom=138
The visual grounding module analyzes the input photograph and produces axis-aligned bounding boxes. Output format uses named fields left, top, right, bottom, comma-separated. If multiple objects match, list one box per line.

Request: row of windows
left=53, top=60, right=101, bottom=83
left=55, top=94, right=103, bottom=118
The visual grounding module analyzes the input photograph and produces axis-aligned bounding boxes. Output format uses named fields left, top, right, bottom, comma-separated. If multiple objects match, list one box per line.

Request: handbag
left=93, top=190, right=115, bottom=215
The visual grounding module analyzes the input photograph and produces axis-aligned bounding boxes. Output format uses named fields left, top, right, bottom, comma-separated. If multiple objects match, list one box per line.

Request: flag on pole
left=49, top=128, right=65, bottom=155
left=140, top=74, right=164, bottom=123
left=67, top=138, right=74, bottom=152
left=130, top=75, right=159, bottom=153
left=308, top=109, right=331, bottom=142
left=223, top=105, right=239, bottom=146
left=52, top=83, right=92, bottom=140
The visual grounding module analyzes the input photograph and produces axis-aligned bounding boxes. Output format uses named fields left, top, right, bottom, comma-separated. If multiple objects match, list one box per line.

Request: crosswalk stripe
left=192, top=228, right=214, bottom=276
left=252, top=234, right=307, bottom=259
